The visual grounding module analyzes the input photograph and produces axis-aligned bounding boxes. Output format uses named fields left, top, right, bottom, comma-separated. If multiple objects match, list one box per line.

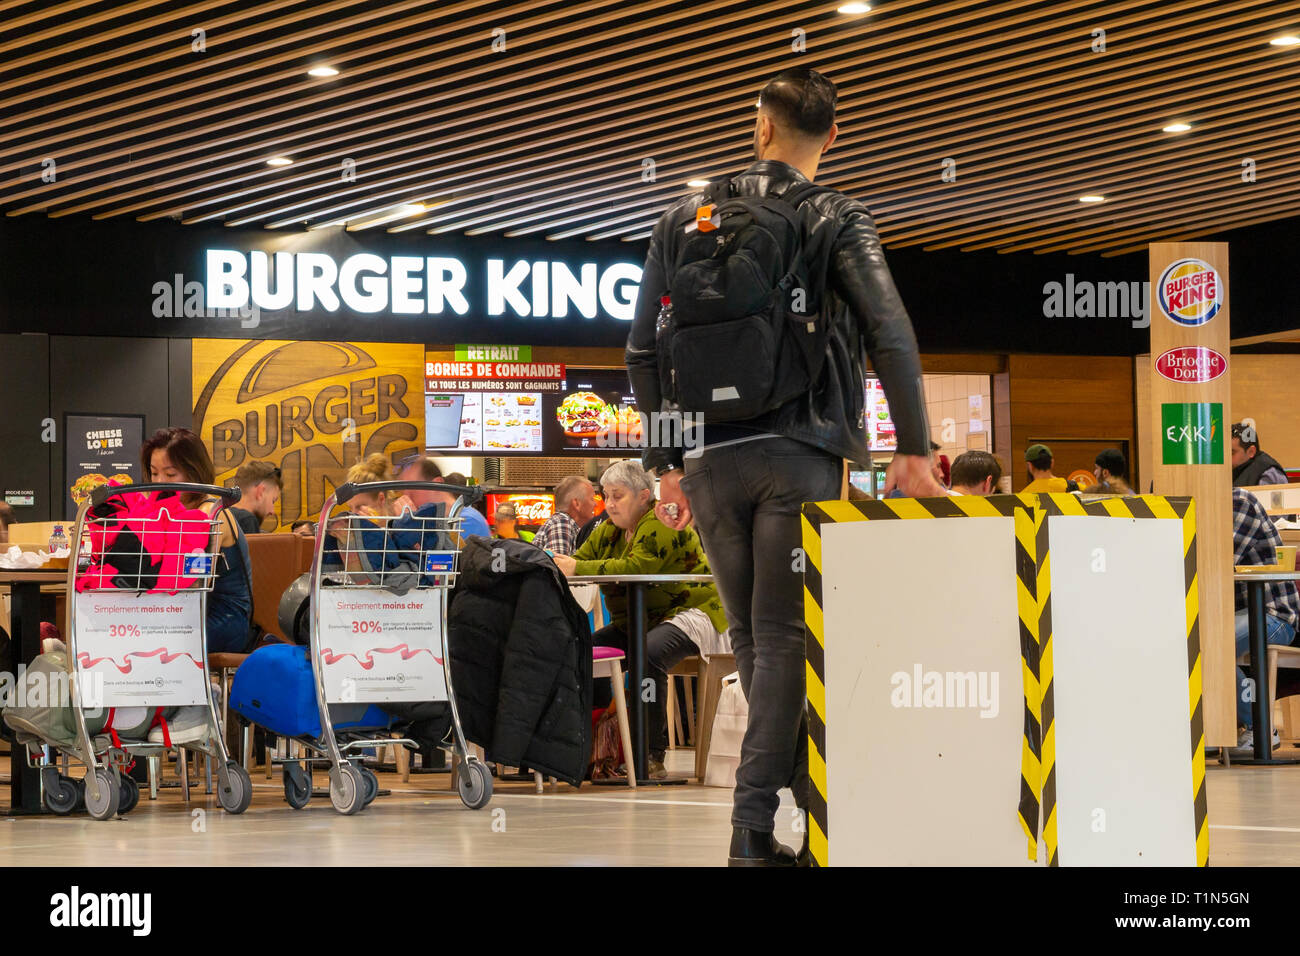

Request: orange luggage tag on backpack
left=685, top=203, right=721, bottom=234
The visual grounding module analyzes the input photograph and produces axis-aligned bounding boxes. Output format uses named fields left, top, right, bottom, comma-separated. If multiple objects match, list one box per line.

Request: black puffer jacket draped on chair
left=448, top=537, right=593, bottom=785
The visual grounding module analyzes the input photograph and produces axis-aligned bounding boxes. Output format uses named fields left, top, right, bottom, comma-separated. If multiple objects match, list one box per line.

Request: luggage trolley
left=283, top=479, right=491, bottom=815
left=32, top=482, right=252, bottom=819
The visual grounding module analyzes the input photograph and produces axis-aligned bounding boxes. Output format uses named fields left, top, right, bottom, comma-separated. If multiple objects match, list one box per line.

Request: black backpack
left=657, top=177, right=835, bottom=421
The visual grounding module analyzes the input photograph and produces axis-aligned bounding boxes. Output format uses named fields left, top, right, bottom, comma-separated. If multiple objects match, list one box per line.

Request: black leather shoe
left=727, top=827, right=798, bottom=867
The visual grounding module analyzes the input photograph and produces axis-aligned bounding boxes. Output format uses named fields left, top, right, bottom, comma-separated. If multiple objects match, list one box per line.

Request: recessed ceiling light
left=1078, top=194, right=1106, bottom=203
left=1269, top=35, right=1300, bottom=46
left=266, top=157, right=293, bottom=166
left=1162, top=122, right=1192, bottom=133
left=838, top=2, right=872, bottom=13
left=687, top=179, right=710, bottom=187
left=307, top=66, right=340, bottom=77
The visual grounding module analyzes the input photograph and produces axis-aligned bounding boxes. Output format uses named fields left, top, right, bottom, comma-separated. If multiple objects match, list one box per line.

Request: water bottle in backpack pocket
left=661, top=178, right=833, bottom=421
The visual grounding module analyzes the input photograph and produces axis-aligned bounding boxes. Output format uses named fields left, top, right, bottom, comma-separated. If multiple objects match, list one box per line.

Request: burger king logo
left=1157, top=258, right=1221, bottom=327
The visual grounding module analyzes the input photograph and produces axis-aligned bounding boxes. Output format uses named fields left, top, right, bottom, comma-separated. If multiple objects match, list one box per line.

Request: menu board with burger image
left=552, top=369, right=640, bottom=452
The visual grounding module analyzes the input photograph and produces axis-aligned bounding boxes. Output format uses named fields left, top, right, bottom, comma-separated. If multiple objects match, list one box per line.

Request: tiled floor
left=2, top=753, right=1299, bottom=866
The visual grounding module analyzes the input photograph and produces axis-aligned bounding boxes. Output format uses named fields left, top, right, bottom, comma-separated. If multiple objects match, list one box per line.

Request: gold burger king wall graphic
left=192, top=339, right=423, bottom=529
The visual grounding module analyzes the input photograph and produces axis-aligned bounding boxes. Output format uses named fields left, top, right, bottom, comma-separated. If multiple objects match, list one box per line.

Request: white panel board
left=820, top=516, right=1037, bottom=865
left=1047, top=515, right=1196, bottom=866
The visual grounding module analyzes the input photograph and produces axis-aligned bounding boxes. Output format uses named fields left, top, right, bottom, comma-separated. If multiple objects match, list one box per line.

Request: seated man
left=534, top=476, right=598, bottom=555
left=228, top=461, right=282, bottom=534
left=1232, top=423, right=1289, bottom=487
left=552, top=459, right=730, bottom=779
left=947, top=451, right=1002, bottom=496
left=391, top=458, right=490, bottom=546
left=1231, top=487, right=1300, bottom=753
left=1081, top=448, right=1133, bottom=495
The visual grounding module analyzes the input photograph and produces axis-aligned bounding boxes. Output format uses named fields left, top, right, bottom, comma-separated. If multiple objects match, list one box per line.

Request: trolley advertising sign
left=316, top=588, right=448, bottom=703
left=73, top=591, right=209, bottom=707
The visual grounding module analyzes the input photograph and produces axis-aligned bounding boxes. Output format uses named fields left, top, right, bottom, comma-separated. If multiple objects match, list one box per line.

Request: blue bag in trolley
left=231, top=480, right=491, bottom=814
left=2, top=482, right=253, bottom=819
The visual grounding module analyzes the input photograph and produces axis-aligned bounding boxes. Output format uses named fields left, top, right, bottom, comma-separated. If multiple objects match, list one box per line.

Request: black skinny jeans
left=681, top=436, right=841, bottom=833
left=591, top=620, right=699, bottom=761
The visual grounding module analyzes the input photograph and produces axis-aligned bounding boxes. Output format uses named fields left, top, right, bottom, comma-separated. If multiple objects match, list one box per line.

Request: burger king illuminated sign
left=1156, top=258, right=1221, bottom=327
left=1154, top=346, right=1227, bottom=384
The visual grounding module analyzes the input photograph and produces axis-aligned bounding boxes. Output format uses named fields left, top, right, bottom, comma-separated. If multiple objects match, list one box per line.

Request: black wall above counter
left=0, top=214, right=1295, bottom=355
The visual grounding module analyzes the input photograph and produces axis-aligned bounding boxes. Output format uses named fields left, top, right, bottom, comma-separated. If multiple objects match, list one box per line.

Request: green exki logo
left=1161, top=402, right=1223, bottom=465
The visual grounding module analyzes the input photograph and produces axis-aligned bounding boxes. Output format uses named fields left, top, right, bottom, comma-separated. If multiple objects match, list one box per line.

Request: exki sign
left=205, top=250, right=643, bottom=321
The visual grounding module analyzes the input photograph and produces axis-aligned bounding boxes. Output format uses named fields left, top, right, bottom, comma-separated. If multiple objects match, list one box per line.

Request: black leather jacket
left=626, top=159, right=930, bottom=470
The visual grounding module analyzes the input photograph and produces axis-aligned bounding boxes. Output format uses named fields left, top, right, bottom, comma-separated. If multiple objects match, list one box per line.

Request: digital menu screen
left=425, top=361, right=638, bottom=456
left=553, top=368, right=638, bottom=454
left=866, top=376, right=896, bottom=453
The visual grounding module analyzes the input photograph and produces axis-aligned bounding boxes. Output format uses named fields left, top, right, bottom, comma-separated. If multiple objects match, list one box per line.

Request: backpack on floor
left=230, top=643, right=391, bottom=739
left=659, top=177, right=835, bottom=421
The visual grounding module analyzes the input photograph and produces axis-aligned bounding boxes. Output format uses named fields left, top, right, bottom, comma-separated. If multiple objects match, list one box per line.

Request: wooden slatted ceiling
left=1, top=0, right=1297, bottom=256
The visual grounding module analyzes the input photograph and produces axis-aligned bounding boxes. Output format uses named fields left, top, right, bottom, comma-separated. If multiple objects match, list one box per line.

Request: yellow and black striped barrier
left=801, top=492, right=1204, bottom=867
left=800, top=494, right=1039, bottom=867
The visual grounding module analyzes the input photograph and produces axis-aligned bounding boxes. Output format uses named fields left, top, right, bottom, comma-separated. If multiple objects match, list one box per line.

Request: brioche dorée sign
left=1154, top=346, right=1227, bottom=384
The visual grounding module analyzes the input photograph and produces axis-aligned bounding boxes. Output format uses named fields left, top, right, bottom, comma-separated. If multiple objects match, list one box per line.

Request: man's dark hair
left=1232, top=422, right=1259, bottom=452
left=758, top=67, right=837, bottom=139
left=290, top=519, right=313, bottom=532
left=1028, top=452, right=1053, bottom=471
left=929, top=440, right=941, bottom=452
left=399, top=456, right=442, bottom=481
left=951, top=451, right=1002, bottom=489
left=1094, top=448, right=1127, bottom=480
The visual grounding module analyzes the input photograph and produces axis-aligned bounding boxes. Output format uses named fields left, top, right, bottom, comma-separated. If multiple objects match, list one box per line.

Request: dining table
left=1231, top=567, right=1300, bottom=765
left=567, top=572, right=715, bottom=786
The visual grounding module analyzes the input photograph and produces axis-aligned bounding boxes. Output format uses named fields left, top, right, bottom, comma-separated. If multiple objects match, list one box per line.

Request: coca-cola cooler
left=483, top=488, right=605, bottom=533
left=484, top=490, right=555, bottom=534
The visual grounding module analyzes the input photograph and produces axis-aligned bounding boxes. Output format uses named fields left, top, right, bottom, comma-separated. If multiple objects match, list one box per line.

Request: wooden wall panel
left=1229, top=354, right=1300, bottom=472
left=1007, top=354, right=1136, bottom=491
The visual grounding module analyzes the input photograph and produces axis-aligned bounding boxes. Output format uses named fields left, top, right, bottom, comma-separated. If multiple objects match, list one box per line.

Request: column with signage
left=1148, top=243, right=1233, bottom=747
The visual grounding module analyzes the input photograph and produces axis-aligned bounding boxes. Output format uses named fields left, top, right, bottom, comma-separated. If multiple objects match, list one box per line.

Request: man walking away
left=627, top=67, right=941, bottom=866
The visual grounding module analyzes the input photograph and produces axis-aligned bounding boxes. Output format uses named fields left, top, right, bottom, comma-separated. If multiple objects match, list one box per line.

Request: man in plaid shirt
left=1232, top=487, right=1300, bottom=745
left=534, top=476, right=598, bottom=555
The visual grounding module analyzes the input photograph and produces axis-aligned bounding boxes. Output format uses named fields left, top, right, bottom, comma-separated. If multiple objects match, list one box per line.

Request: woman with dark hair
left=140, top=427, right=253, bottom=654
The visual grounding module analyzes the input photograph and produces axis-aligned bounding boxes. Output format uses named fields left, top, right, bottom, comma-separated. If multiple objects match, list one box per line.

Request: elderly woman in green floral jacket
left=554, top=459, right=729, bottom=778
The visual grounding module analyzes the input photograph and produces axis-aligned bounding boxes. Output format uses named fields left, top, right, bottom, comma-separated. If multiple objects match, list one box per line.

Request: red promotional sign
left=1154, top=346, right=1227, bottom=384
left=485, top=492, right=555, bottom=526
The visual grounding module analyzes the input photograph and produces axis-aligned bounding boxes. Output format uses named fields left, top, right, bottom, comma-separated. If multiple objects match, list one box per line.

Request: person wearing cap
left=1022, top=443, right=1075, bottom=494
left=1083, top=448, right=1133, bottom=495
left=1232, top=423, right=1288, bottom=487
left=492, top=502, right=534, bottom=543
left=229, top=460, right=283, bottom=534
